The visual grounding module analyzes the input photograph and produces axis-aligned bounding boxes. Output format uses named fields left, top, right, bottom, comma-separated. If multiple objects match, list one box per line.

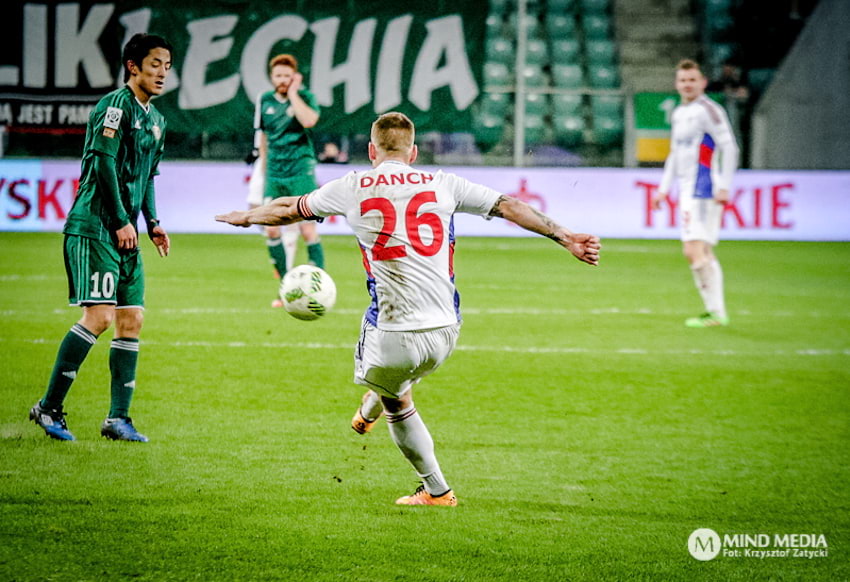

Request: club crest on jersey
left=103, top=106, right=122, bottom=130
left=286, top=106, right=294, bottom=117
left=152, top=125, right=161, bottom=140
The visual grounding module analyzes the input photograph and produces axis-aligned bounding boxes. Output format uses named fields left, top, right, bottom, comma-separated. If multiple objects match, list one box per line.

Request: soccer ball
left=279, top=265, right=337, bottom=321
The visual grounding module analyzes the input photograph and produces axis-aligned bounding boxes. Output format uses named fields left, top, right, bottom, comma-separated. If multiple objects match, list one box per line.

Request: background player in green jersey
left=29, top=33, right=173, bottom=442
left=253, top=54, right=325, bottom=307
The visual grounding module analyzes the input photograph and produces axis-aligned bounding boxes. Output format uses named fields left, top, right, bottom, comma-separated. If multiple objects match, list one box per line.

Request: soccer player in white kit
left=653, top=59, right=739, bottom=327
left=217, top=112, right=601, bottom=506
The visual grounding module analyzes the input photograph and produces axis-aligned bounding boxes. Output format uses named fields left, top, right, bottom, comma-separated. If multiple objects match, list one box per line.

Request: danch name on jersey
left=359, top=172, right=434, bottom=188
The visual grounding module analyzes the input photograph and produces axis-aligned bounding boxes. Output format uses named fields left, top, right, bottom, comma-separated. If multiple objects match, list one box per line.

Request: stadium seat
left=702, top=0, right=733, bottom=16
left=580, top=0, right=610, bottom=15
left=486, top=14, right=505, bottom=38
left=550, top=39, right=581, bottom=64
left=705, top=42, right=737, bottom=72
left=480, top=92, right=511, bottom=118
left=591, top=114, right=623, bottom=146
left=553, top=93, right=583, bottom=117
left=524, top=92, right=549, bottom=117
left=489, top=0, right=512, bottom=15
left=483, top=62, right=513, bottom=88
left=520, top=64, right=547, bottom=88
left=590, top=94, right=622, bottom=119
left=582, top=14, right=612, bottom=40
left=526, top=38, right=549, bottom=66
left=547, top=0, right=577, bottom=14
left=522, top=112, right=548, bottom=144
left=585, top=39, right=617, bottom=66
left=551, top=63, right=584, bottom=88
left=588, top=63, right=619, bottom=88
left=508, top=12, right=543, bottom=40
left=552, top=113, right=585, bottom=148
left=473, top=112, right=505, bottom=150
left=545, top=14, right=578, bottom=41
left=486, top=35, right=514, bottom=66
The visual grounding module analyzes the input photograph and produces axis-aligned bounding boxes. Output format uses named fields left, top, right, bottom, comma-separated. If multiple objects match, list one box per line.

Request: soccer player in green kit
left=253, top=54, right=325, bottom=307
left=29, top=33, right=173, bottom=442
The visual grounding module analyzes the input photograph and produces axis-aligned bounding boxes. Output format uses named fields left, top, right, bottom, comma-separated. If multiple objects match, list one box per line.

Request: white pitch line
left=1, top=337, right=847, bottom=357
left=1, top=306, right=847, bottom=319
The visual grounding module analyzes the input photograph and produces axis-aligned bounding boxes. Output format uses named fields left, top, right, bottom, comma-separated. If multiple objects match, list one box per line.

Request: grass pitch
left=1, top=232, right=848, bottom=581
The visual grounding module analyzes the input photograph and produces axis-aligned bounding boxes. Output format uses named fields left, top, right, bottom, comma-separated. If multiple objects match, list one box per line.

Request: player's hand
left=215, top=211, right=252, bottom=227
left=651, top=193, right=667, bottom=210
left=115, top=223, right=138, bottom=251
left=715, top=188, right=729, bottom=206
left=149, top=225, right=170, bottom=257
left=566, top=233, right=601, bottom=266
left=288, top=73, right=303, bottom=94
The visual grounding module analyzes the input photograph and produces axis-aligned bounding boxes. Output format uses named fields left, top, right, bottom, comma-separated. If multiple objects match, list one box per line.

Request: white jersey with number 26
left=302, top=160, right=502, bottom=331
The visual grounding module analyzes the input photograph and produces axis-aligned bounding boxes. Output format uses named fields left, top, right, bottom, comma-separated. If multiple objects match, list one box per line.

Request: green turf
left=1, top=232, right=848, bottom=581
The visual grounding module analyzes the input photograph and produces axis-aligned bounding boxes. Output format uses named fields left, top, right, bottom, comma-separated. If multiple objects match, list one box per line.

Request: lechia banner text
left=1, top=160, right=848, bottom=241
left=0, top=1, right=483, bottom=135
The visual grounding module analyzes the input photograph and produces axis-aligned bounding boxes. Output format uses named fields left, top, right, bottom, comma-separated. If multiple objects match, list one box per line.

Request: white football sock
left=360, top=390, right=383, bottom=422
left=690, top=260, right=712, bottom=313
left=706, top=259, right=726, bottom=318
left=283, top=224, right=299, bottom=271
left=386, top=404, right=449, bottom=495
left=691, top=259, right=726, bottom=318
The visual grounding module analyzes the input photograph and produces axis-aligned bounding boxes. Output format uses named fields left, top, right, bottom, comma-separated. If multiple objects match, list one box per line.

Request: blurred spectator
left=708, top=62, right=750, bottom=103
left=318, top=141, right=349, bottom=163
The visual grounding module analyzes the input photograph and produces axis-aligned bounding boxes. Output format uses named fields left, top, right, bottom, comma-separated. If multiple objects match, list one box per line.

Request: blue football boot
left=29, top=402, right=76, bottom=441
left=101, top=417, right=149, bottom=442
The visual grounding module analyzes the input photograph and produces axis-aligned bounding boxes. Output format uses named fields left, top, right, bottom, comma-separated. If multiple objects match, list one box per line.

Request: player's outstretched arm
left=215, top=196, right=304, bottom=227
left=488, top=195, right=600, bottom=266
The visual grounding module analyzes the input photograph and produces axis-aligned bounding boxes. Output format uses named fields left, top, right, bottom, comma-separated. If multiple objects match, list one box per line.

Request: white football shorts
left=680, top=193, right=723, bottom=246
left=354, top=320, right=460, bottom=399
left=246, top=162, right=265, bottom=206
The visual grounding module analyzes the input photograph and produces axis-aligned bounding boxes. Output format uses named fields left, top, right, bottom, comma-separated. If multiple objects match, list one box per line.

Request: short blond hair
left=371, top=112, right=415, bottom=154
left=676, top=58, right=703, bottom=75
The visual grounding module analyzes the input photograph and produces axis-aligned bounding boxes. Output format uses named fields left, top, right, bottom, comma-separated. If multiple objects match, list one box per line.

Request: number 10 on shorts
left=90, top=271, right=116, bottom=298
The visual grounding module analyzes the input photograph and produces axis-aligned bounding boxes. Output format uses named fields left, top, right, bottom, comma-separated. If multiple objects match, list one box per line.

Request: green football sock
left=41, top=324, right=98, bottom=409
left=267, top=237, right=287, bottom=277
left=108, top=338, right=140, bottom=418
left=307, top=242, right=325, bottom=269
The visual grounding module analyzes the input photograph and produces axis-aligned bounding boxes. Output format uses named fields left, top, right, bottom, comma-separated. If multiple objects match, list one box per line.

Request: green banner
left=633, top=92, right=725, bottom=131
left=0, top=1, right=485, bottom=137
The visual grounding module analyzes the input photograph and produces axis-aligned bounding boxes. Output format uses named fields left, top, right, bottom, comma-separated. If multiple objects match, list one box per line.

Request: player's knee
left=116, top=309, right=144, bottom=336
left=381, top=392, right=412, bottom=413
left=683, top=244, right=706, bottom=265
left=80, top=306, right=114, bottom=335
left=266, top=226, right=281, bottom=238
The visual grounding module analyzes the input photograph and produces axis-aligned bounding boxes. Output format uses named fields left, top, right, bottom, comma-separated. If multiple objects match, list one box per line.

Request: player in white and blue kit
left=216, top=112, right=600, bottom=506
left=654, top=59, right=739, bottom=327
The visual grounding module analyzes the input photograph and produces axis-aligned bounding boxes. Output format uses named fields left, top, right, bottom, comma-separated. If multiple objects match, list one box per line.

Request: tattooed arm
left=488, top=195, right=601, bottom=266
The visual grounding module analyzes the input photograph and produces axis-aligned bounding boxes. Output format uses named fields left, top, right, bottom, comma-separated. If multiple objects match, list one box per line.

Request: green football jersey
left=64, top=85, right=166, bottom=242
left=255, top=88, right=319, bottom=181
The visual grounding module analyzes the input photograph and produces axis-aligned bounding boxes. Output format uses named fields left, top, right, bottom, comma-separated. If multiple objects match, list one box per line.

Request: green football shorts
left=264, top=173, right=319, bottom=203
left=63, top=234, right=145, bottom=307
